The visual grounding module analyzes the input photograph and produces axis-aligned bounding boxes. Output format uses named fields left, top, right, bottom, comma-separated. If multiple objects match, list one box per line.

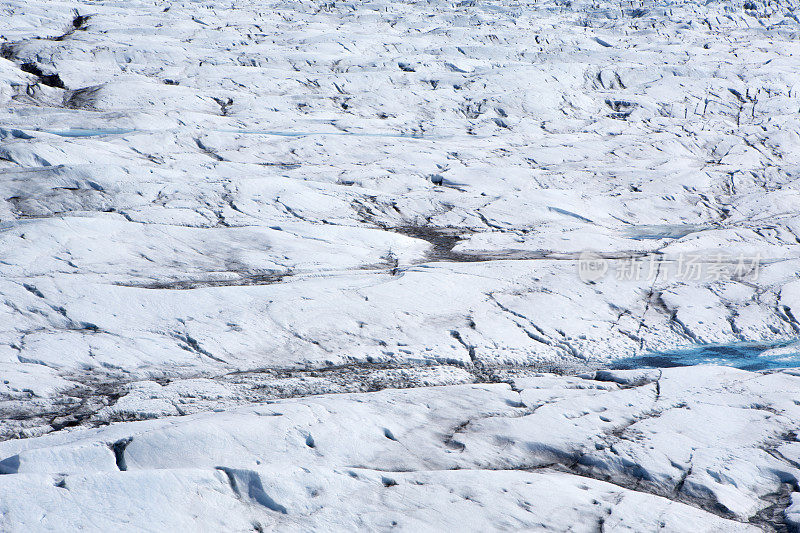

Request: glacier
left=1, top=0, right=800, bottom=529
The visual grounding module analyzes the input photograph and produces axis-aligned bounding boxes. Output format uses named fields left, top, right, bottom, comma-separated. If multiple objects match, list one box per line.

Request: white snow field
left=2, top=0, right=800, bottom=529
left=1, top=366, right=800, bottom=531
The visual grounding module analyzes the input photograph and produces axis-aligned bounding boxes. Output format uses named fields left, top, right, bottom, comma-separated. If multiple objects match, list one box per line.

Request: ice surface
left=1, top=367, right=798, bottom=531
left=2, top=0, right=800, bottom=528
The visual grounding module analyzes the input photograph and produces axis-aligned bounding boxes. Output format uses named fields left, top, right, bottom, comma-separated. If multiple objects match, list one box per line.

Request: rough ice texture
left=1, top=367, right=799, bottom=531
left=1, top=0, right=800, bottom=529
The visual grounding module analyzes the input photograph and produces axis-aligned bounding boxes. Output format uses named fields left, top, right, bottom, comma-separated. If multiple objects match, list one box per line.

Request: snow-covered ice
left=2, top=0, right=800, bottom=528
left=1, top=367, right=799, bottom=531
